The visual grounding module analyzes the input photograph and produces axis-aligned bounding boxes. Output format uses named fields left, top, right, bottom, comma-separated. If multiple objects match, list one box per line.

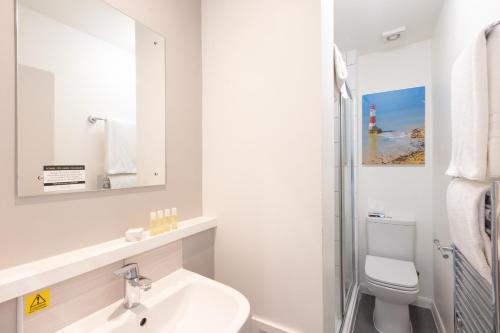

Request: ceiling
left=334, top=0, right=444, bottom=55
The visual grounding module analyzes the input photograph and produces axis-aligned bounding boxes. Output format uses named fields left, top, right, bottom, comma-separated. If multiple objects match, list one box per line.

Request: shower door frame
left=337, top=84, right=359, bottom=333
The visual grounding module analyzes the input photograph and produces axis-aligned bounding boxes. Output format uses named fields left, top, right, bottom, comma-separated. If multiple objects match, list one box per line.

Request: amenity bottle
left=157, top=210, right=165, bottom=234
left=171, top=207, right=178, bottom=230
left=164, top=208, right=172, bottom=232
left=149, top=211, right=158, bottom=236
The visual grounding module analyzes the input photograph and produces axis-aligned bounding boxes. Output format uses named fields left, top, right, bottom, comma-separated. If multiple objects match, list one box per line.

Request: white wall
left=357, top=40, right=434, bottom=303
left=0, top=0, right=204, bottom=330
left=321, top=1, right=336, bottom=332
left=202, top=0, right=334, bottom=332
left=0, top=0, right=203, bottom=268
left=431, top=1, right=500, bottom=331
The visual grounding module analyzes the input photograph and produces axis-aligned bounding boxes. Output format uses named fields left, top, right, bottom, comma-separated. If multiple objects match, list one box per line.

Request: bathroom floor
left=353, top=294, right=438, bottom=333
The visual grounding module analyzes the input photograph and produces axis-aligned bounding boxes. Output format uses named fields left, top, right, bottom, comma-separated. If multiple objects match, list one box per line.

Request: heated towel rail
left=453, top=182, right=499, bottom=333
left=442, top=21, right=500, bottom=333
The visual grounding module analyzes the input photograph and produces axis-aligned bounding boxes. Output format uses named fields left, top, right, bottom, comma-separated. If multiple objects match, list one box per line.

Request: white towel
left=105, top=119, right=137, bottom=175
left=334, top=44, right=348, bottom=98
left=446, top=30, right=489, bottom=180
left=108, top=174, right=137, bottom=189
left=447, top=178, right=492, bottom=283
left=487, top=25, right=500, bottom=178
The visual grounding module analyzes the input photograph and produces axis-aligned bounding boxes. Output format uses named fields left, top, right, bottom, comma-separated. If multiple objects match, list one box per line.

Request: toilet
left=365, top=217, right=419, bottom=333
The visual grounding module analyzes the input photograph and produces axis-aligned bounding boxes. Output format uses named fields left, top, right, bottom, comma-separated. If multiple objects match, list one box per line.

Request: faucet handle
left=114, top=263, right=140, bottom=280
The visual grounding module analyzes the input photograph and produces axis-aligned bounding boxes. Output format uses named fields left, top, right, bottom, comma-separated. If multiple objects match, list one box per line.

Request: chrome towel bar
left=88, top=115, right=106, bottom=124
left=434, top=239, right=454, bottom=259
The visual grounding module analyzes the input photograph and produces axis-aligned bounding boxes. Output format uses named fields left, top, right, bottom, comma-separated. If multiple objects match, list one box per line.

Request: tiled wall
left=182, top=229, right=215, bottom=278
left=346, top=50, right=359, bottom=284
left=24, top=242, right=182, bottom=333
left=0, top=298, right=16, bottom=333
left=24, top=261, right=125, bottom=333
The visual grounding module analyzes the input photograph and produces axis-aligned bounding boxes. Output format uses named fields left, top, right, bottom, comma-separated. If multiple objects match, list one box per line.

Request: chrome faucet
left=113, top=263, right=152, bottom=309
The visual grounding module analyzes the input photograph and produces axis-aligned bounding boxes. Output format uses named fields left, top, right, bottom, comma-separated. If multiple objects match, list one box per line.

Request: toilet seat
left=365, top=255, right=419, bottom=291
left=367, top=276, right=419, bottom=292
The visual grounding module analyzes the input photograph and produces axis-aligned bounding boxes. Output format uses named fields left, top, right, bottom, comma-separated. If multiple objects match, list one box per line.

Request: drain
left=140, top=318, right=147, bottom=327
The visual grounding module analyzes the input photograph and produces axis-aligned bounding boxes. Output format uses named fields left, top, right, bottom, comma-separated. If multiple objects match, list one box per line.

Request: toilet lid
left=365, top=255, right=418, bottom=289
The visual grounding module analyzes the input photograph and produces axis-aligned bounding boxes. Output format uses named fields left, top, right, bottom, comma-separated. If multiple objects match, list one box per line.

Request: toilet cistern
left=113, top=263, right=152, bottom=309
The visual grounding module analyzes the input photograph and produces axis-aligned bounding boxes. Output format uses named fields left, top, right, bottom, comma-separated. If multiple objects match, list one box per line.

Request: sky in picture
left=362, top=86, right=425, bottom=135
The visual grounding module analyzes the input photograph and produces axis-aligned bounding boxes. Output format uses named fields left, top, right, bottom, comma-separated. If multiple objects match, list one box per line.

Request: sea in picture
left=362, top=87, right=425, bottom=165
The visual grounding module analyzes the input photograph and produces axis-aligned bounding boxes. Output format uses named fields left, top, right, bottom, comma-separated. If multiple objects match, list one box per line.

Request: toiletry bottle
left=171, top=207, right=178, bottom=229
left=164, top=208, right=172, bottom=232
left=149, top=211, right=158, bottom=236
left=157, top=210, right=165, bottom=234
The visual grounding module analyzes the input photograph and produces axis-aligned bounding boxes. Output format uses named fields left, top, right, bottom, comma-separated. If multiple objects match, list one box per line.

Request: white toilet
left=365, top=217, right=419, bottom=333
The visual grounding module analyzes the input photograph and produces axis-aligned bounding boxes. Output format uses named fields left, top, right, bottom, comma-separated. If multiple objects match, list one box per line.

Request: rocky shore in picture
left=390, top=128, right=425, bottom=164
left=364, top=127, right=425, bottom=165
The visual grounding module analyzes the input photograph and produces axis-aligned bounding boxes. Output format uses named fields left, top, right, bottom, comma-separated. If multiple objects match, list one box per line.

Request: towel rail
left=88, top=115, right=107, bottom=124
left=433, top=239, right=454, bottom=259
left=453, top=182, right=499, bottom=333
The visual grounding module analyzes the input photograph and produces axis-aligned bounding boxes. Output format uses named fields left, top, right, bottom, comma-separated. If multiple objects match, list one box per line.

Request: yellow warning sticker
left=25, top=289, right=50, bottom=315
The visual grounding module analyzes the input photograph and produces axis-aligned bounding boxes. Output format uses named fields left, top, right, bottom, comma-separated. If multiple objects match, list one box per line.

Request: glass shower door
left=334, top=90, right=357, bottom=333
left=340, top=95, right=355, bottom=313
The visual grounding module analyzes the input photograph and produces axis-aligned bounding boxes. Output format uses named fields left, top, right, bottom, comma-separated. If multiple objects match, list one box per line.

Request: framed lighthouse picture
left=362, top=86, right=425, bottom=165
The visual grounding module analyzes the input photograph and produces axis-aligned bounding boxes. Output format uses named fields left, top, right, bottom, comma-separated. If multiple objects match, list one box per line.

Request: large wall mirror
left=16, top=0, right=166, bottom=196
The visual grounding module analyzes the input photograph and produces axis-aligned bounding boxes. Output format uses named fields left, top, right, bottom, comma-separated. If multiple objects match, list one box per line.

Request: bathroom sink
left=57, top=269, right=250, bottom=333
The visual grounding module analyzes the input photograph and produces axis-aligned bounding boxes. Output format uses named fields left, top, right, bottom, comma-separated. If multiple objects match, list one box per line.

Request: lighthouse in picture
left=368, top=103, right=382, bottom=134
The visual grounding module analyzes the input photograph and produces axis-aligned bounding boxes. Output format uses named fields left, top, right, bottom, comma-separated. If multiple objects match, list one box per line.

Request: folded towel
left=447, top=178, right=492, bottom=283
left=487, top=25, right=500, bottom=177
left=446, top=30, right=489, bottom=180
left=105, top=119, right=137, bottom=175
left=334, top=44, right=348, bottom=97
left=108, top=174, right=137, bottom=189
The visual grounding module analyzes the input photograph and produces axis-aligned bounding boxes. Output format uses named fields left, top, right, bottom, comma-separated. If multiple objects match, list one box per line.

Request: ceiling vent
left=382, top=26, right=407, bottom=41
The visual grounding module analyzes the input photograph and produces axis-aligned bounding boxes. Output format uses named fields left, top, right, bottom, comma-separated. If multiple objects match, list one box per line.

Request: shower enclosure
left=334, top=84, right=358, bottom=333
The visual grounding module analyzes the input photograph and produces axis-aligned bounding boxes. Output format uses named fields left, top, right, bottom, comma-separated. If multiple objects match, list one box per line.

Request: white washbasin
left=57, top=269, right=250, bottom=333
